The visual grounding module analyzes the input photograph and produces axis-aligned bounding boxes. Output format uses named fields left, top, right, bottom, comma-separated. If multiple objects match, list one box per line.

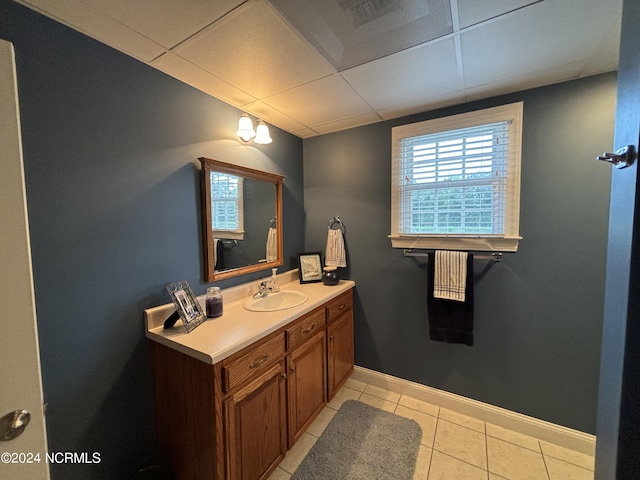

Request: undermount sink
left=243, top=290, right=308, bottom=312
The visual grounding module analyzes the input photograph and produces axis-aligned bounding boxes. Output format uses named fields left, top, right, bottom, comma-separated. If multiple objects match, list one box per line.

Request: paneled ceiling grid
left=14, top=0, right=622, bottom=138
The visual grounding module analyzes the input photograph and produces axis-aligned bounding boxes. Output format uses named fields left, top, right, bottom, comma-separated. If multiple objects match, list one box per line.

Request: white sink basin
left=243, top=290, right=308, bottom=312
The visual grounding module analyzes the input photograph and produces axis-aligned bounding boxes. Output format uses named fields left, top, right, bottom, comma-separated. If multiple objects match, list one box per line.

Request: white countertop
left=144, top=271, right=355, bottom=365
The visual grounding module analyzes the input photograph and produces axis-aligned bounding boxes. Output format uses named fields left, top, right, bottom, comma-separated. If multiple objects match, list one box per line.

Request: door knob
left=0, top=410, right=31, bottom=441
left=596, top=145, right=636, bottom=169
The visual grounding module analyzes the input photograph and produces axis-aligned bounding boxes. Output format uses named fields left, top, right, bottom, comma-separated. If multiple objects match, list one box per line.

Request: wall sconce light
left=236, top=113, right=272, bottom=144
left=236, top=113, right=256, bottom=142
left=254, top=120, right=273, bottom=144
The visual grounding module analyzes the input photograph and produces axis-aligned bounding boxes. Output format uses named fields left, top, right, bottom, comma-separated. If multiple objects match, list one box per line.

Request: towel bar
left=403, top=249, right=503, bottom=262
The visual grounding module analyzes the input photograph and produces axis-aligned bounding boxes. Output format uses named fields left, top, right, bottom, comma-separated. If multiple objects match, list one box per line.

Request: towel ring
left=269, top=217, right=277, bottom=228
left=328, top=215, right=346, bottom=234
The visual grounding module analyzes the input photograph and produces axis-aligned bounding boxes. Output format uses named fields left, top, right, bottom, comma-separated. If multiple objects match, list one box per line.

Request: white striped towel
left=266, top=227, right=277, bottom=261
left=434, top=250, right=468, bottom=302
left=325, top=228, right=347, bottom=267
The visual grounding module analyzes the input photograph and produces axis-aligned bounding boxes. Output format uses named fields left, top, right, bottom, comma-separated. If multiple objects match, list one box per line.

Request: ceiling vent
left=338, top=0, right=402, bottom=28
left=269, top=0, right=453, bottom=71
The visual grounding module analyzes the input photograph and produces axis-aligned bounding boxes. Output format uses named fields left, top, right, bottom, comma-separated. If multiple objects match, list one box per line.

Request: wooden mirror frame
left=199, top=157, right=284, bottom=282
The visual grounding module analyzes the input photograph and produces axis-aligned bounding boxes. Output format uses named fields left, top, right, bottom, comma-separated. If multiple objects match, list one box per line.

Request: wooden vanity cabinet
left=326, top=289, right=355, bottom=400
left=152, top=287, right=354, bottom=480
left=285, top=308, right=327, bottom=446
left=218, top=330, right=287, bottom=480
left=223, top=360, right=287, bottom=480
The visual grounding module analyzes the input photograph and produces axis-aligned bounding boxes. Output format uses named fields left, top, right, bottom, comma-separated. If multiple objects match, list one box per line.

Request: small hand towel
left=325, top=228, right=347, bottom=267
left=266, top=227, right=277, bottom=261
left=434, top=250, right=468, bottom=302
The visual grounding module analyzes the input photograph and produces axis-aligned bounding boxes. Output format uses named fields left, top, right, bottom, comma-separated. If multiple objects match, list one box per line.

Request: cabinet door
left=224, top=361, right=287, bottom=480
left=287, top=330, right=327, bottom=446
left=327, top=312, right=354, bottom=400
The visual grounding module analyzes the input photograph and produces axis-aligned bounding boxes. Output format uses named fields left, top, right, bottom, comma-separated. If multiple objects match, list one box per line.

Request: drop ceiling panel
left=263, top=74, right=375, bottom=127
left=464, top=60, right=586, bottom=103
left=456, top=0, right=541, bottom=29
left=310, top=111, right=385, bottom=135
left=152, top=53, right=257, bottom=106
left=580, top=11, right=622, bottom=77
left=80, top=0, right=245, bottom=49
left=17, top=0, right=165, bottom=61
left=292, top=127, right=319, bottom=138
left=269, top=0, right=453, bottom=71
left=173, top=0, right=334, bottom=100
left=342, top=37, right=461, bottom=111
left=460, top=0, right=617, bottom=89
left=377, top=91, right=466, bottom=119
left=241, top=101, right=307, bottom=132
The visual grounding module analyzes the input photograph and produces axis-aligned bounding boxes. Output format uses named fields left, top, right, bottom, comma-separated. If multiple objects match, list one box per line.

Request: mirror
left=199, top=157, right=284, bottom=282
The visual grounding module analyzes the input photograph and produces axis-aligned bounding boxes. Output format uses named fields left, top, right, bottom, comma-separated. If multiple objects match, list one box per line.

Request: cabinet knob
left=290, top=366, right=296, bottom=374
left=329, top=335, right=334, bottom=341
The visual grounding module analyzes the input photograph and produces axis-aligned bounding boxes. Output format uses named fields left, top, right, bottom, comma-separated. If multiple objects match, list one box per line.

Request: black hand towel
left=215, top=239, right=225, bottom=270
left=427, top=252, right=474, bottom=346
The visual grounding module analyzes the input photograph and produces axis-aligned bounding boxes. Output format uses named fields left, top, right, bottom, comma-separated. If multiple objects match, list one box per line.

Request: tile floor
left=268, top=377, right=595, bottom=480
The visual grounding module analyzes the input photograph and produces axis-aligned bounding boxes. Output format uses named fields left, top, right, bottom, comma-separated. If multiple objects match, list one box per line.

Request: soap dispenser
left=271, top=268, right=280, bottom=293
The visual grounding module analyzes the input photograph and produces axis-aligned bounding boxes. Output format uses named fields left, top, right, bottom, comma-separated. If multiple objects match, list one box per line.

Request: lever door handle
left=0, top=410, right=31, bottom=441
left=596, top=145, right=636, bottom=169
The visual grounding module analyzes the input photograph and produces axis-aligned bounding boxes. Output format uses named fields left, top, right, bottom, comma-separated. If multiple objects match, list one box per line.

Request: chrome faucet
left=253, top=280, right=274, bottom=299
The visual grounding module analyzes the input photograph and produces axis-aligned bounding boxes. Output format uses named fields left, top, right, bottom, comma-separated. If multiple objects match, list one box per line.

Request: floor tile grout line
left=429, top=446, right=493, bottom=478
left=485, top=426, right=490, bottom=480
left=540, top=439, right=552, bottom=480
left=541, top=452, right=595, bottom=473
left=426, top=416, right=439, bottom=480
left=485, top=431, right=543, bottom=454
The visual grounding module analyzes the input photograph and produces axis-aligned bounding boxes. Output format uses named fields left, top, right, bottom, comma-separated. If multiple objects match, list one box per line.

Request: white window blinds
left=391, top=102, right=523, bottom=252
left=211, top=172, right=244, bottom=237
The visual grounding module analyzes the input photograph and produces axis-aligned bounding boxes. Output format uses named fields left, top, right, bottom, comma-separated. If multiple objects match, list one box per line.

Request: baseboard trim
left=351, top=366, right=596, bottom=456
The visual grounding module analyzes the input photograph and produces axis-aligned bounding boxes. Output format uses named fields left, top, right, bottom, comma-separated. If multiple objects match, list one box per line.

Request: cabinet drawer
left=286, top=308, right=325, bottom=350
left=222, top=333, right=285, bottom=392
left=326, top=290, right=353, bottom=323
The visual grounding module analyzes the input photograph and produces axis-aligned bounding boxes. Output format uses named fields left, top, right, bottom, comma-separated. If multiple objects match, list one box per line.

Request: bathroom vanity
left=145, top=274, right=355, bottom=480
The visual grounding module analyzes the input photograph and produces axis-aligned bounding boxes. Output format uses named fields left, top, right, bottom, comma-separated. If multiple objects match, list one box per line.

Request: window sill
left=389, top=235, right=521, bottom=252
left=214, top=230, right=244, bottom=241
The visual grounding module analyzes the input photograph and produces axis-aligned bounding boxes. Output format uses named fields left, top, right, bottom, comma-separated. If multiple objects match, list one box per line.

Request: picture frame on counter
left=298, top=251, right=323, bottom=283
left=166, top=280, right=206, bottom=333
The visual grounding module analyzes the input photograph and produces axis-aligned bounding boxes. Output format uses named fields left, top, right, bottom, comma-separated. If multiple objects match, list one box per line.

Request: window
left=390, top=102, right=523, bottom=252
left=211, top=172, right=244, bottom=240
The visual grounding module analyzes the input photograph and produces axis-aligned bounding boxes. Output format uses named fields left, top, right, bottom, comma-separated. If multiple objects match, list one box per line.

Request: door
left=287, top=330, right=326, bottom=446
left=327, top=313, right=354, bottom=400
left=224, top=361, right=287, bottom=480
left=0, top=40, right=49, bottom=479
left=594, top=0, right=640, bottom=478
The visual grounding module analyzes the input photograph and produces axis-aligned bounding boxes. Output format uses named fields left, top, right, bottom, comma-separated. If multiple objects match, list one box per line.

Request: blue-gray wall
left=0, top=1, right=303, bottom=479
left=303, top=73, right=616, bottom=434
